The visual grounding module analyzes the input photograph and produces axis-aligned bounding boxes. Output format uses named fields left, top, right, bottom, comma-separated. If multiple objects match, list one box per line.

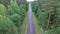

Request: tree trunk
left=46, top=14, right=51, bottom=30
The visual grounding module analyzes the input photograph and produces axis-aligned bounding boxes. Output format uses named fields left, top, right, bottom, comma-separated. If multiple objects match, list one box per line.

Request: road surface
left=26, top=3, right=36, bottom=34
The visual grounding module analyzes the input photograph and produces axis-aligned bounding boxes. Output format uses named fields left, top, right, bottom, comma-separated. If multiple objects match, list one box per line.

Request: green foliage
left=8, top=0, right=20, bottom=15
left=0, top=4, right=8, bottom=16
left=19, top=4, right=26, bottom=22
left=8, top=0, right=26, bottom=26
left=32, top=0, right=60, bottom=28
left=38, top=12, right=48, bottom=28
left=16, top=0, right=27, bottom=5
left=8, top=0, right=26, bottom=20
left=55, top=26, right=60, bottom=34
left=0, top=15, right=18, bottom=34
left=0, top=0, right=27, bottom=34
left=0, top=0, right=10, bottom=7
left=44, top=30, right=56, bottom=34
left=32, top=0, right=60, bottom=34
left=44, top=26, right=60, bottom=34
left=32, top=1, right=38, bottom=14
left=8, top=1, right=27, bottom=34
left=9, top=14, right=20, bottom=27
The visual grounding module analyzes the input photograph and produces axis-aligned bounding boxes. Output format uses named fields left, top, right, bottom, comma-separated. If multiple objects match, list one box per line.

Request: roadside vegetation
left=32, top=0, right=60, bottom=34
left=0, top=0, right=27, bottom=34
left=0, top=0, right=60, bottom=34
left=33, top=13, right=40, bottom=34
left=20, top=12, right=28, bottom=34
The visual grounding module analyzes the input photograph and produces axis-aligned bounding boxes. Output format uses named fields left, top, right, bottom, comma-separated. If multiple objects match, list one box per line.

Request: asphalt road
left=26, top=3, right=36, bottom=34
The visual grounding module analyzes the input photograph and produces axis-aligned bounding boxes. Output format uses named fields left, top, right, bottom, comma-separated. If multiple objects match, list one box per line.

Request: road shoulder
left=32, top=13, right=41, bottom=34
left=20, top=12, right=28, bottom=34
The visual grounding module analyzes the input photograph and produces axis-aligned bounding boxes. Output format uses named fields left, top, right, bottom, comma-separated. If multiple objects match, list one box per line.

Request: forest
left=0, top=0, right=60, bottom=34
left=32, top=0, right=60, bottom=34
left=0, top=0, right=27, bottom=34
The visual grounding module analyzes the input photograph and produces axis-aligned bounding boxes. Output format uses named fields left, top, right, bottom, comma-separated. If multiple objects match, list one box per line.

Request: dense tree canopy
left=0, top=4, right=8, bottom=16
left=8, top=0, right=20, bottom=15
left=0, top=0, right=27, bottom=34
left=0, top=15, right=18, bottom=34
left=32, top=0, right=60, bottom=34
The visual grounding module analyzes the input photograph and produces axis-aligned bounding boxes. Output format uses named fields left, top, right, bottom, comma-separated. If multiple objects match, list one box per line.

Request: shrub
left=9, top=14, right=21, bottom=27
left=0, top=15, right=18, bottom=34
left=38, top=12, right=48, bottom=28
left=19, top=4, right=26, bottom=22
left=8, top=0, right=26, bottom=27
left=0, top=4, right=8, bottom=16
left=8, top=0, right=20, bottom=15
left=55, top=26, right=60, bottom=34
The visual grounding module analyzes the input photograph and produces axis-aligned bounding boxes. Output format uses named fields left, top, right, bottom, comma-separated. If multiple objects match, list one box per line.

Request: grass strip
left=20, top=12, right=28, bottom=34
left=32, top=13, right=41, bottom=34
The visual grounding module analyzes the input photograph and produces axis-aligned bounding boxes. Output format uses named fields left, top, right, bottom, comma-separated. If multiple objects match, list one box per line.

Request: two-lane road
left=26, top=3, right=36, bottom=34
